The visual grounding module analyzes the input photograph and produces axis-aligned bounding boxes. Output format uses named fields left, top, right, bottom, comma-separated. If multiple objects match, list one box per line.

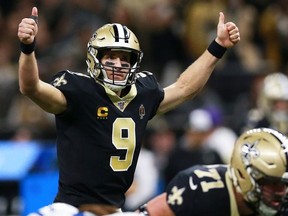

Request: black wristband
left=207, top=40, right=227, bottom=58
left=30, top=15, right=38, bottom=24
left=20, top=39, right=36, bottom=55
left=138, top=204, right=149, bottom=216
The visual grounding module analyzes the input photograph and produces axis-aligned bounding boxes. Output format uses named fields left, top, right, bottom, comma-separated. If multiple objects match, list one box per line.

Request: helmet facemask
left=257, top=178, right=288, bottom=215
left=243, top=167, right=288, bottom=216
left=86, top=23, right=143, bottom=92
left=87, top=47, right=141, bottom=91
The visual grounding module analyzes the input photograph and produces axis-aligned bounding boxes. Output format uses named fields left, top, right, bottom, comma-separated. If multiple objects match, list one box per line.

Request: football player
left=245, top=72, right=288, bottom=136
left=131, top=128, right=288, bottom=216
left=17, top=6, right=240, bottom=213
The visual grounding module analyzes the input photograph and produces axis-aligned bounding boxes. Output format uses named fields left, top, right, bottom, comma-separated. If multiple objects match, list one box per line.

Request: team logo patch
left=167, top=186, right=185, bottom=206
left=53, top=74, right=67, bottom=87
left=139, top=104, right=145, bottom=119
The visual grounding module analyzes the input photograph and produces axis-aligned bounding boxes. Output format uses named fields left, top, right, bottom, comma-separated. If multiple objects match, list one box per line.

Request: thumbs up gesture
left=18, top=7, right=38, bottom=45
left=216, top=12, right=240, bottom=48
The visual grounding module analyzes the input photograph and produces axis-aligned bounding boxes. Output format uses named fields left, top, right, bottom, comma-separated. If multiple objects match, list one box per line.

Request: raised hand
left=216, top=12, right=240, bottom=48
left=18, top=7, right=38, bottom=45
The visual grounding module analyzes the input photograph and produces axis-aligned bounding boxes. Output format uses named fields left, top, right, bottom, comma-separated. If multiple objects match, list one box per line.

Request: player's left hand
left=215, top=12, right=240, bottom=48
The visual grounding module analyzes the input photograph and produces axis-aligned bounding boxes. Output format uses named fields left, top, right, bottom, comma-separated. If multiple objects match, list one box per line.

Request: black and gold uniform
left=51, top=70, right=164, bottom=208
left=166, top=165, right=243, bottom=216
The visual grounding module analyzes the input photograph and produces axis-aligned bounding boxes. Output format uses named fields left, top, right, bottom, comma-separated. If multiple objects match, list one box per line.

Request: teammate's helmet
left=230, top=128, right=288, bottom=216
left=86, top=23, right=143, bottom=91
left=258, top=72, right=288, bottom=134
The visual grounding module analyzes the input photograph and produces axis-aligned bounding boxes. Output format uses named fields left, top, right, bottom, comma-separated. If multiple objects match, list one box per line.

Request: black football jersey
left=50, top=70, right=164, bottom=207
left=166, top=165, right=240, bottom=216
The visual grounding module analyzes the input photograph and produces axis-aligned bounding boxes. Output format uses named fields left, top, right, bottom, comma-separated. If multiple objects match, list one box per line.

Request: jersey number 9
left=110, top=118, right=136, bottom=171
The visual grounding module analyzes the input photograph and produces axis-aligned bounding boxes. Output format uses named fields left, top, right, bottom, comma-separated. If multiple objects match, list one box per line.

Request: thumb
left=32, top=7, right=38, bottom=17
left=31, top=7, right=38, bottom=23
left=218, top=12, right=225, bottom=25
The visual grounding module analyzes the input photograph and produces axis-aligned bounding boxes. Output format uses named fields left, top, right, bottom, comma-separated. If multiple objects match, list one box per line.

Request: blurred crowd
left=1, top=0, right=288, bottom=139
left=1, top=0, right=288, bottom=214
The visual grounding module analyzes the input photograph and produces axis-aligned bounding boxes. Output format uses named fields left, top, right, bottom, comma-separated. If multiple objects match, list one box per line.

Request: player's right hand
left=18, top=7, right=38, bottom=45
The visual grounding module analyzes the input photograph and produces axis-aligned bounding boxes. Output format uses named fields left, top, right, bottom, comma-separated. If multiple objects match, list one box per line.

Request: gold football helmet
left=230, top=128, right=288, bottom=216
left=86, top=23, right=143, bottom=91
left=258, top=72, right=288, bottom=134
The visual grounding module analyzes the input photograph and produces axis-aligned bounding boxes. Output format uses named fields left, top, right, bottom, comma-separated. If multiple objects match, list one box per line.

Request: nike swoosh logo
left=189, top=176, right=198, bottom=190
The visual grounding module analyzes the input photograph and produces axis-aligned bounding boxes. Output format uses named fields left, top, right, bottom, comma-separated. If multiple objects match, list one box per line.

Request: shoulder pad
left=136, top=71, right=154, bottom=79
left=66, top=70, right=91, bottom=79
